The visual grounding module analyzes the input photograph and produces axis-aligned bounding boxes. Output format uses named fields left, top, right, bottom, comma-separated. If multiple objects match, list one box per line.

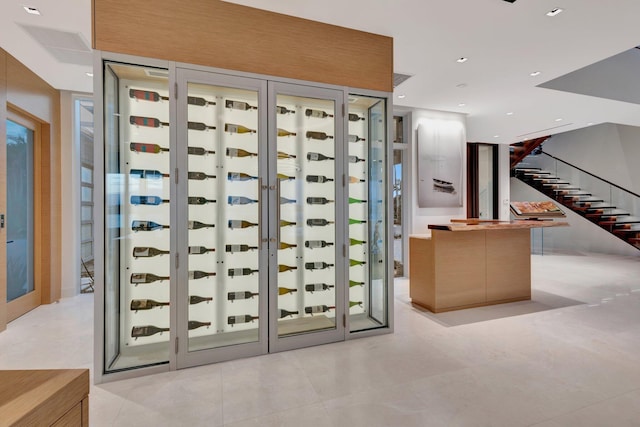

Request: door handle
left=0, top=213, right=4, bottom=228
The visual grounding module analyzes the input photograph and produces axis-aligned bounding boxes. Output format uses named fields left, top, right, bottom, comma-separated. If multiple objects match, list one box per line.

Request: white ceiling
left=2, top=0, right=640, bottom=144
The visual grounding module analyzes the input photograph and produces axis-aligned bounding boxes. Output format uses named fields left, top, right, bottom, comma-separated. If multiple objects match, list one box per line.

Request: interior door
left=268, top=82, right=345, bottom=352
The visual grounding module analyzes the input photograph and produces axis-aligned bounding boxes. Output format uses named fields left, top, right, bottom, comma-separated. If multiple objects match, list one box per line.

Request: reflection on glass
left=478, top=145, right=494, bottom=219
left=393, top=149, right=403, bottom=277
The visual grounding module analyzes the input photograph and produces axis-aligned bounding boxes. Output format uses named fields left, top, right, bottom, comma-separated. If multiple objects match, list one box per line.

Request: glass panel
left=81, top=185, right=93, bottom=202
left=6, top=119, right=34, bottom=302
left=81, top=223, right=93, bottom=240
left=81, top=205, right=93, bottom=222
left=276, top=94, right=337, bottom=337
left=478, top=145, right=494, bottom=219
left=81, top=166, right=93, bottom=184
left=81, top=241, right=93, bottom=259
left=349, top=95, right=388, bottom=332
left=186, top=82, right=261, bottom=351
left=393, top=149, right=403, bottom=277
left=103, top=62, right=170, bottom=372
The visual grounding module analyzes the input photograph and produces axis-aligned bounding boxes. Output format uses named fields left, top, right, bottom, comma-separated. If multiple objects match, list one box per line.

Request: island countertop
left=428, top=219, right=569, bottom=232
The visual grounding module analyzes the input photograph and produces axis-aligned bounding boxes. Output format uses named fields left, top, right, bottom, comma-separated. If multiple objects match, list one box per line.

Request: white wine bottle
left=348, top=113, right=365, bottom=122
left=130, top=195, right=169, bottom=206
left=306, top=218, right=334, bottom=227
left=278, top=287, right=297, bottom=295
left=131, top=325, right=169, bottom=338
left=280, top=197, right=296, bottom=205
left=305, top=240, right=334, bottom=249
left=227, top=291, right=259, bottom=301
left=225, top=244, right=258, bottom=253
left=349, top=301, right=363, bottom=308
left=349, top=238, right=366, bottom=246
left=277, top=151, right=296, bottom=159
left=306, top=175, right=333, bottom=183
left=305, top=262, right=334, bottom=270
left=348, top=155, right=366, bottom=163
left=189, top=196, right=217, bottom=205
left=306, top=131, right=333, bottom=140
left=227, top=147, right=257, bottom=158
left=228, top=314, right=258, bottom=326
left=188, top=246, right=215, bottom=255
left=228, top=268, right=259, bottom=277
left=132, top=220, right=169, bottom=231
left=188, top=121, right=216, bottom=131
left=132, top=247, right=169, bottom=258
left=277, top=173, right=295, bottom=181
left=228, top=172, right=258, bottom=181
left=279, top=241, right=297, bottom=250
left=305, top=283, right=334, bottom=293
left=225, top=123, right=256, bottom=134
left=304, top=305, right=335, bottom=314
left=306, top=197, right=334, bottom=205
left=188, top=171, right=216, bottom=180
left=280, top=219, right=297, bottom=227
left=305, top=109, right=333, bottom=119
left=189, top=270, right=216, bottom=280
left=228, top=220, right=258, bottom=229
left=130, top=273, right=170, bottom=284
left=228, top=196, right=258, bottom=205
left=350, top=259, right=366, bottom=267
left=349, top=176, right=366, bottom=183
left=307, top=152, right=334, bottom=161
left=276, top=106, right=295, bottom=114
left=278, top=128, right=297, bottom=137
left=130, top=299, right=169, bottom=311
left=349, top=280, right=365, bottom=288
left=348, top=134, right=366, bottom=143
left=225, top=100, right=257, bottom=110
left=278, top=264, right=298, bottom=273
left=188, top=221, right=215, bottom=230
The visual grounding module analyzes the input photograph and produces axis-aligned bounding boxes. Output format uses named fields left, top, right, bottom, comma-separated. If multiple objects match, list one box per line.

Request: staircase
left=513, top=159, right=640, bottom=251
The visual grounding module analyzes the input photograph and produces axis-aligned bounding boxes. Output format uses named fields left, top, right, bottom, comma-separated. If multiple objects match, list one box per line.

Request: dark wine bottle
left=305, top=262, right=334, bottom=270
left=228, top=268, right=259, bottom=277
left=228, top=219, right=258, bottom=229
left=277, top=151, right=296, bottom=159
left=305, top=283, right=334, bottom=293
left=188, top=320, right=211, bottom=330
left=304, top=305, right=335, bottom=314
left=305, top=240, right=334, bottom=249
left=306, top=197, right=334, bottom=205
left=188, top=171, right=216, bottom=180
left=130, top=195, right=169, bottom=206
left=348, top=155, right=366, bottom=163
left=129, top=89, right=168, bottom=102
left=130, top=142, right=169, bottom=154
left=130, top=169, right=169, bottom=179
left=188, top=121, right=216, bottom=131
left=306, top=131, right=333, bottom=140
left=226, top=244, right=258, bottom=253
left=228, top=196, right=258, bottom=205
left=306, top=175, right=334, bottom=183
left=189, top=271, right=216, bottom=280
left=130, top=115, right=169, bottom=128
left=278, top=264, right=297, bottom=273
left=130, top=273, right=170, bottom=284
left=131, top=325, right=169, bottom=338
left=189, top=196, right=216, bottom=205
left=280, top=197, right=296, bottom=204
left=279, top=241, right=297, bottom=250
left=348, top=134, right=366, bottom=143
left=188, top=221, right=215, bottom=230
left=227, top=291, right=259, bottom=301
left=132, top=220, right=169, bottom=231
left=188, top=146, right=216, bottom=156
left=228, top=314, right=258, bottom=326
left=349, top=280, right=365, bottom=288
left=306, top=218, right=334, bottom=227
left=278, top=287, right=297, bottom=295
left=350, top=259, right=366, bottom=266
left=130, top=299, right=169, bottom=311
left=228, top=172, right=258, bottom=181
left=276, top=106, right=295, bottom=115
left=133, top=247, right=169, bottom=258
left=305, top=109, right=333, bottom=118
left=348, top=113, right=365, bottom=122
left=225, top=123, right=256, bottom=134
left=227, top=147, right=258, bottom=158
left=279, top=309, right=298, bottom=318
left=189, top=295, right=213, bottom=304
left=188, top=246, right=215, bottom=255
left=225, top=100, right=257, bottom=110
left=307, top=152, right=334, bottom=161
left=187, top=96, right=216, bottom=106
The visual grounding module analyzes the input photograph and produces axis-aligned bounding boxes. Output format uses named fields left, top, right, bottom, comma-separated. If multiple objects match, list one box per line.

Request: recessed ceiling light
left=546, top=8, right=564, bottom=17
left=458, top=103, right=466, bottom=107
left=23, top=6, right=40, bottom=15
left=587, top=122, right=594, bottom=126
left=456, top=57, right=469, bottom=63
left=397, top=94, right=406, bottom=99
left=555, top=118, right=563, bottom=122
left=530, top=71, right=541, bottom=77
left=86, top=72, right=93, bottom=77
left=493, top=135, right=500, bottom=138
left=506, top=112, right=514, bottom=116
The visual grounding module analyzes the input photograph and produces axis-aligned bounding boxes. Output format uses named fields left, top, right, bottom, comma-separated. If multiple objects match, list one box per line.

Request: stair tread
left=613, top=216, right=640, bottom=224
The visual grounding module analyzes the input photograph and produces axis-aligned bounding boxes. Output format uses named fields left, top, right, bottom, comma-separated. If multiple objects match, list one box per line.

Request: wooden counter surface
left=0, top=369, right=89, bottom=427
left=429, top=220, right=569, bottom=232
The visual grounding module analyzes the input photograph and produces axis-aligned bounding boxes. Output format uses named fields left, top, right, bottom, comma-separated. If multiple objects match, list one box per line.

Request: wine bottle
left=228, top=172, right=258, bottom=181
left=132, top=220, right=169, bottom=231
left=228, top=268, right=259, bottom=277
left=189, top=270, right=216, bottom=280
left=225, top=99, right=257, bottom=110
left=131, top=325, right=169, bottom=338
left=349, top=280, right=365, bottom=288
left=129, top=89, right=169, bottom=102
left=306, top=197, right=334, bottom=205
left=306, top=218, right=334, bottom=227
left=279, top=241, right=297, bottom=250
left=305, top=240, right=334, bottom=249
left=306, top=131, right=333, bottom=140
left=227, top=291, right=259, bottom=301
left=349, top=238, right=366, bottom=246
left=306, top=175, right=334, bottom=183
left=349, top=218, right=367, bottom=225
left=188, top=121, right=216, bottom=131
left=278, top=287, right=297, bottom=295
left=280, top=197, right=296, bottom=205
left=228, top=314, right=258, bottom=326
left=349, top=301, right=363, bottom=308
left=130, top=195, right=169, bottom=206
left=348, top=155, right=366, bottom=163
left=279, top=309, right=298, bottom=318
left=305, top=283, right=334, bottom=293
left=280, top=219, right=296, bottom=227
left=130, top=273, right=170, bottom=284
left=304, top=305, right=335, bottom=314
left=349, top=197, right=367, bottom=204
left=226, top=244, right=258, bottom=253
left=277, top=173, right=295, bottom=181
left=189, top=196, right=216, bottom=205
left=305, top=262, right=334, bottom=270
left=133, top=247, right=169, bottom=258
left=228, top=196, right=258, bottom=205
left=187, top=95, right=216, bottom=106
left=307, top=152, right=334, bottom=161
left=188, top=221, right=215, bottom=230
left=188, top=171, right=216, bottom=180
left=130, top=169, right=168, bottom=179
left=188, top=146, right=216, bottom=156
left=227, top=147, right=257, bottom=158
left=225, top=123, right=256, bottom=134
left=130, top=299, right=169, bottom=311
left=276, top=106, right=295, bottom=114
left=348, top=134, right=366, bottom=143
left=278, top=128, right=297, bottom=137
left=305, top=109, right=333, bottom=118
left=278, top=264, right=297, bottom=273
left=130, top=142, right=168, bottom=154
left=350, top=259, right=366, bottom=267
left=348, top=113, right=365, bottom=122
left=188, top=320, right=211, bottom=330
left=228, top=219, right=258, bottom=229
left=189, top=246, right=215, bottom=255
left=130, top=115, right=169, bottom=128
left=277, top=151, right=296, bottom=159
left=190, top=295, right=213, bottom=304
left=349, top=176, right=366, bottom=183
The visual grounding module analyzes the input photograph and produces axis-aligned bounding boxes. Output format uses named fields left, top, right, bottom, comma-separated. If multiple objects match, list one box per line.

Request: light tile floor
left=1, top=252, right=640, bottom=426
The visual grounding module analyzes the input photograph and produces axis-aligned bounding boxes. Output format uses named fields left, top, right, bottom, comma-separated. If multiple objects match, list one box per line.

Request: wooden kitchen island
left=409, top=220, right=568, bottom=313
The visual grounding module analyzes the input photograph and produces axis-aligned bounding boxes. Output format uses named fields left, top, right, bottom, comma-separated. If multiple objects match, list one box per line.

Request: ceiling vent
left=20, top=24, right=92, bottom=66
left=393, top=73, right=413, bottom=88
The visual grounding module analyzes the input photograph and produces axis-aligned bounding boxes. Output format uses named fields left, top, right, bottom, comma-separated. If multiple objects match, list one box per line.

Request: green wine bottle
left=349, top=238, right=366, bottom=246
left=350, top=259, right=366, bottom=267
left=349, top=197, right=367, bottom=204
left=189, top=295, right=213, bottom=304
left=228, top=291, right=259, bottom=301
left=349, top=280, right=365, bottom=288
left=189, top=196, right=216, bottom=205
left=130, top=299, right=169, bottom=311
left=225, top=100, right=257, bottom=110
left=188, top=320, right=211, bottom=330
left=189, top=271, right=216, bottom=280
left=131, top=325, right=169, bottom=338
left=188, top=221, right=215, bottom=230
left=279, top=309, right=299, bottom=318
left=228, top=268, right=259, bottom=277
left=276, top=106, right=295, bottom=115
left=188, top=246, right=215, bottom=255
left=305, top=283, right=334, bottom=293
left=132, top=247, right=170, bottom=258
left=130, top=273, right=170, bottom=284
left=228, top=314, right=258, bottom=326
left=349, top=301, right=363, bottom=308
left=306, top=131, right=333, bottom=140
left=349, top=218, right=367, bottom=225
